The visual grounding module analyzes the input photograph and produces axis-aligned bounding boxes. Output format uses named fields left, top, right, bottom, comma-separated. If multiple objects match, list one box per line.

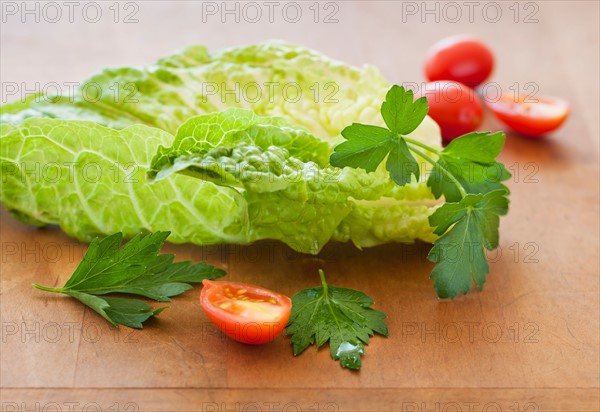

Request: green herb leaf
left=102, top=297, right=167, bottom=329
left=427, top=190, right=510, bottom=299
left=33, top=231, right=225, bottom=328
left=65, top=291, right=166, bottom=329
left=386, top=138, right=420, bottom=186
left=330, top=85, right=511, bottom=299
left=330, top=85, right=427, bottom=186
left=381, top=85, right=429, bottom=135
left=329, top=124, right=393, bottom=172
left=286, top=270, right=388, bottom=370
left=427, top=132, right=511, bottom=202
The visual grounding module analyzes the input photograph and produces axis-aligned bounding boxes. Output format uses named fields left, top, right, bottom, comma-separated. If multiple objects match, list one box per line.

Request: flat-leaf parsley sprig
left=33, top=231, right=225, bottom=328
left=286, top=269, right=388, bottom=370
left=330, top=85, right=511, bottom=299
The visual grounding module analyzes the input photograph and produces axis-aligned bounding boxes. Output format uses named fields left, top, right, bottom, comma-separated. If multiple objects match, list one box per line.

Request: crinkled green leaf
left=0, top=119, right=248, bottom=245
left=1, top=41, right=441, bottom=148
left=147, top=108, right=331, bottom=182
left=2, top=43, right=443, bottom=254
left=148, top=109, right=439, bottom=252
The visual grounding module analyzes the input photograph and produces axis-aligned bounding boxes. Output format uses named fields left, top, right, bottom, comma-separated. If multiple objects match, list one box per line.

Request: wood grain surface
left=1, top=1, right=599, bottom=411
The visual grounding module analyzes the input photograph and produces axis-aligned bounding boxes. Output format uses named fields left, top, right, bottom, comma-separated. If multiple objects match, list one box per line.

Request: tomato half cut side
left=200, top=280, right=292, bottom=345
left=486, top=95, right=570, bottom=137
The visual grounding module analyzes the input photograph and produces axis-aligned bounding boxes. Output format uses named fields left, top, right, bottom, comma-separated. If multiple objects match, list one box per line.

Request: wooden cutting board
left=1, top=2, right=598, bottom=410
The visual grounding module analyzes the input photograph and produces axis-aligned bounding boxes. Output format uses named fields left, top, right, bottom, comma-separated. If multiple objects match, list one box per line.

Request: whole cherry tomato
left=425, top=35, right=494, bottom=88
left=418, top=81, right=484, bottom=142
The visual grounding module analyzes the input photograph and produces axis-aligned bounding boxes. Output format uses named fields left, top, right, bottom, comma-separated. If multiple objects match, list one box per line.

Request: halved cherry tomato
left=418, top=81, right=484, bottom=142
left=425, top=35, right=494, bottom=88
left=486, top=94, right=570, bottom=137
left=200, top=279, right=291, bottom=345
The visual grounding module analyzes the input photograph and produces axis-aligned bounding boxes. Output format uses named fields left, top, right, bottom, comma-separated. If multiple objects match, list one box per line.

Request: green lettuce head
left=1, top=41, right=441, bottom=253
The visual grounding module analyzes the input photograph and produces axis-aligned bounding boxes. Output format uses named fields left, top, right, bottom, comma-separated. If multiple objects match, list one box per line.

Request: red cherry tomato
left=200, top=280, right=291, bottom=345
left=425, top=35, right=494, bottom=88
left=486, top=94, right=570, bottom=137
left=418, top=81, right=484, bottom=142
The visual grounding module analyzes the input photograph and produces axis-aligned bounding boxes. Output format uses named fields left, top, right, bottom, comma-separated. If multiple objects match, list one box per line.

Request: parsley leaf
left=330, top=84, right=512, bottom=299
left=65, top=291, right=166, bottom=329
left=329, top=124, right=393, bottom=172
left=387, top=137, right=420, bottom=185
left=381, top=84, right=429, bottom=135
left=428, top=132, right=512, bottom=202
left=427, top=190, right=509, bottom=299
left=33, top=232, right=225, bottom=328
left=286, top=270, right=388, bottom=370
left=330, top=85, right=425, bottom=185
